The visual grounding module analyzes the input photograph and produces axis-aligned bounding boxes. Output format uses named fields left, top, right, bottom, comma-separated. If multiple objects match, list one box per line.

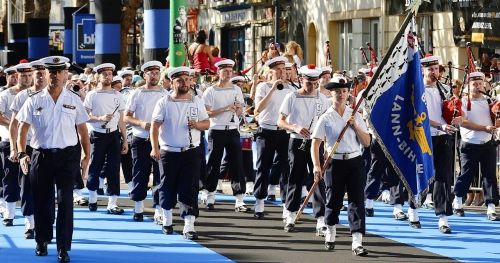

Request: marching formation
left=0, top=36, right=499, bottom=263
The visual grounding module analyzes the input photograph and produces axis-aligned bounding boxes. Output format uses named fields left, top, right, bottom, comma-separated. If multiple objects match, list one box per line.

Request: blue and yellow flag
left=363, top=14, right=434, bottom=204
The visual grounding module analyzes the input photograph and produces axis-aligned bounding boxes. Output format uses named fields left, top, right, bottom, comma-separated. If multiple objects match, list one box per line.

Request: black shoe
left=162, top=225, right=174, bottom=235
left=183, top=231, right=198, bottom=240
left=96, top=188, right=104, bottom=195
left=206, top=204, right=215, bottom=211
left=235, top=205, right=250, bottom=213
left=88, top=203, right=98, bottom=212
left=284, top=223, right=295, bottom=232
left=216, top=189, right=223, bottom=193
left=487, top=213, right=500, bottom=221
left=453, top=208, right=465, bottom=217
left=58, top=249, right=70, bottom=262
left=409, top=221, right=422, bottom=229
left=107, top=207, right=124, bottom=215
left=25, top=229, right=35, bottom=239
left=2, top=219, right=13, bottom=226
left=340, top=205, right=347, bottom=211
left=35, top=242, right=48, bottom=256
left=394, top=212, right=408, bottom=221
left=254, top=212, right=264, bottom=219
left=316, top=226, right=327, bottom=237
left=324, top=242, right=335, bottom=250
left=74, top=197, right=89, bottom=206
left=365, top=208, right=374, bottom=217
left=439, top=225, right=452, bottom=234
left=352, top=246, right=368, bottom=256
left=133, top=213, right=144, bottom=222
left=267, top=195, right=276, bottom=202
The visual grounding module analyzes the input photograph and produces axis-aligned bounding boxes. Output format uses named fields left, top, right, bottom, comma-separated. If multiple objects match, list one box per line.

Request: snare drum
left=240, top=132, right=253, bottom=151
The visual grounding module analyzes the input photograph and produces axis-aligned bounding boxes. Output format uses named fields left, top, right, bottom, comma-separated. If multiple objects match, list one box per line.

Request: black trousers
left=87, top=131, right=121, bottom=196
left=254, top=128, right=289, bottom=200
left=205, top=129, right=245, bottom=195
left=220, top=150, right=255, bottom=183
left=121, top=141, right=133, bottom=184
left=432, top=135, right=454, bottom=216
left=198, top=131, right=207, bottom=189
left=130, top=136, right=160, bottom=206
left=285, top=138, right=325, bottom=218
left=30, top=145, right=79, bottom=251
left=158, top=147, right=200, bottom=218
left=324, top=156, right=366, bottom=234
left=454, top=140, right=499, bottom=206
left=0, top=141, right=20, bottom=203
left=364, top=140, right=394, bottom=200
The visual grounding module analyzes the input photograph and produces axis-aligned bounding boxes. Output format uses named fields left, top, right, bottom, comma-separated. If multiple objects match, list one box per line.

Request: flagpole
left=294, top=10, right=417, bottom=224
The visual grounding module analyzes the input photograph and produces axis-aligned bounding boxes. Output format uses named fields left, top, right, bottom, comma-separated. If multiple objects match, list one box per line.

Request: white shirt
left=312, top=107, right=367, bottom=153
left=11, top=88, right=38, bottom=144
left=255, top=82, right=294, bottom=127
left=424, top=84, right=448, bottom=136
left=126, top=87, right=168, bottom=138
left=0, top=88, right=18, bottom=141
left=460, top=97, right=493, bottom=144
left=279, top=91, right=328, bottom=139
left=203, top=84, right=244, bottom=129
left=84, top=89, right=125, bottom=131
left=16, top=88, right=89, bottom=149
left=152, top=95, right=209, bottom=149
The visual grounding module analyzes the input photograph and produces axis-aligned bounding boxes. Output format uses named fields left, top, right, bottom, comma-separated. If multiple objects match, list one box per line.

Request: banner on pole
left=73, top=13, right=95, bottom=64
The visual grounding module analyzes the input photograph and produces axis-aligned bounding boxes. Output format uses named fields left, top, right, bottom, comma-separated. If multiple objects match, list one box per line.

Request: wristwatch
left=17, top=152, right=28, bottom=159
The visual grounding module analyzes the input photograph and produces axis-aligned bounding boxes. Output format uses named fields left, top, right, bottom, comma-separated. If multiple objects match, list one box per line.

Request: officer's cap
left=298, top=64, right=321, bottom=79
left=167, top=66, right=191, bottom=80
left=421, top=55, right=441, bottom=67
left=325, top=76, right=351, bottom=90
left=141, top=60, right=163, bottom=72
left=93, top=63, right=115, bottom=74
left=214, top=59, right=235, bottom=69
left=40, top=56, right=70, bottom=71
left=264, top=56, right=288, bottom=68
left=15, top=63, right=33, bottom=73
left=469, top=71, right=485, bottom=81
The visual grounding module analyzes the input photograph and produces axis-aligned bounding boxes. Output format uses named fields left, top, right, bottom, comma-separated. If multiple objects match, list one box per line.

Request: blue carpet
left=0, top=208, right=232, bottom=263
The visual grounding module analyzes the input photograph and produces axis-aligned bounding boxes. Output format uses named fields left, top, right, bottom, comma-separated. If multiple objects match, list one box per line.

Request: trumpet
left=187, top=114, right=195, bottom=149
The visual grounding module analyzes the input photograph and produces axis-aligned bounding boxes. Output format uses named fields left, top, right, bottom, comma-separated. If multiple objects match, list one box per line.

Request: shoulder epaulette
left=29, top=90, right=42, bottom=97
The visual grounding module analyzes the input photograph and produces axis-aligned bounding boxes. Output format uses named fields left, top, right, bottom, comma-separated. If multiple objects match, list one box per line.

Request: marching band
left=0, top=37, right=499, bottom=263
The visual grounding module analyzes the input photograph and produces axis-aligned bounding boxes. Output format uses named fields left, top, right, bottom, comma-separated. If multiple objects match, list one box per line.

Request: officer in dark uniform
left=17, top=56, right=91, bottom=262
left=311, top=76, right=371, bottom=256
left=150, top=66, right=210, bottom=239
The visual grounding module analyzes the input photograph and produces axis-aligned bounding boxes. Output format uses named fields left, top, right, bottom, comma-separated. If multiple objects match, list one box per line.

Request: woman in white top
left=311, top=76, right=371, bottom=256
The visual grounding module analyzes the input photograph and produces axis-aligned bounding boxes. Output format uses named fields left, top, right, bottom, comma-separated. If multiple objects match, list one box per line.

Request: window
left=338, top=21, right=353, bottom=72
left=370, top=19, right=379, bottom=61
left=416, top=16, right=433, bottom=54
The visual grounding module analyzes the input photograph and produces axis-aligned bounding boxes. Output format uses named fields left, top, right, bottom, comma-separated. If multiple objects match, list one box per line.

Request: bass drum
left=240, top=132, right=253, bottom=151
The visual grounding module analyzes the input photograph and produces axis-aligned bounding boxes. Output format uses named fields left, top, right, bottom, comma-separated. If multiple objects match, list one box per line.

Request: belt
left=331, top=151, right=361, bottom=160
left=133, top=136, right=150, bottom=141
left=93, top=127, right=118, bottom=134
left=290, top=133, right=305, bottom=139
left=211, top=125, right=238, bottom=131
left=259, top=124, right=283, bottom=131
left=37, top=145, right=77, bottom=154
left=163, top=145, right=198, bottom=152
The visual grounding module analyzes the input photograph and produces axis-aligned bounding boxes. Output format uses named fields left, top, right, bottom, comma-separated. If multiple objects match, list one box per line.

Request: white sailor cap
left=93, top=63, right=116, bottom=73
left=40, top=56, right=70, bottom=71
left=29, top=60, right=45, bottom=70
left=214, top=59, right=235, bottom=69
left=298, top=64, right=321, bottom=79
left=469, top=71, right=485, bottom=81
left=358, top=68, right=370, bottom=75
left=264, top=56, right=288, bottom=68
left=118, top=69, right=134, bottom=78
left=15, top=63, right=33, bottom=73
left=112, top=76, right=122, bottom=84
left=421, top=55, right=441, bottom=67
left=325, top=76, right=350, bottom=90
left=319, top=66, right=332, bottom=77
left=4, top=66, right=17, bottom=75
left=285, top=62, right=294, bottom=69
left=166, top=66, right=191, bottom=79
left=78, top=74, right=88, bottom=82
left=141, top=60, right=163, bottom=72
left=230, top=76, right=246, bottom=83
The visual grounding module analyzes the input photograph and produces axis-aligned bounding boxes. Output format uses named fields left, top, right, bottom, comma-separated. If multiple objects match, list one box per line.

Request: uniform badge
left=63, top=104, right=76, bottom=110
